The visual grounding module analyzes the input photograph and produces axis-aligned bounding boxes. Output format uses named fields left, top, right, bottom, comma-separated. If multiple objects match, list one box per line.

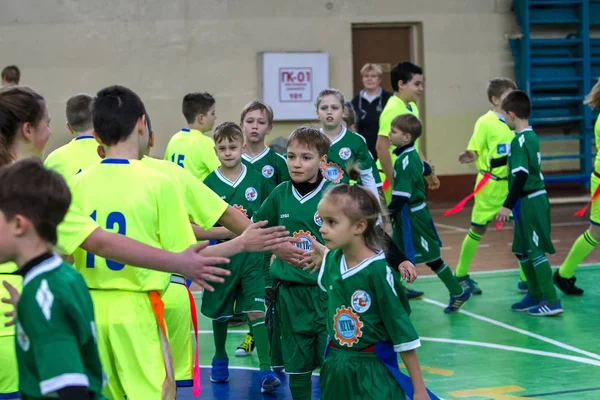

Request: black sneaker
left=405, top=287, right=424, bottom=300
left=553, top=270, right=584, bottom=296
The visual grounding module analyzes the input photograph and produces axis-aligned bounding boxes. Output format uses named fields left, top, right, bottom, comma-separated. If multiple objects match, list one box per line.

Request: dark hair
left=287, top=125, right=330, bottom=157
left=0, top=158, right=71, bottom=245
left=501, top=90, right=531, bottom=119
left=182, top=92, right=215, bottom=124
left=1, top=66, right=20, bottom=85
left=145, top=113, right=152, bottom=132
left=487, top=78, right=517, bottom=103
left=391, top=114, right=422, bottom=141
left=213, top=122, right=243, bottom=144
left=390, top=62, right=423, bottom=92
left=0, top=86, right=45, bottom=167
left=322, top=184, right=384, bottom=251
left=240, top=100, right=273, bottom=125
left=66, top=93, right=94, bottom=132
left=93, top=85, right=146, bottom=146
left=585, top=78, right=600, bottom=110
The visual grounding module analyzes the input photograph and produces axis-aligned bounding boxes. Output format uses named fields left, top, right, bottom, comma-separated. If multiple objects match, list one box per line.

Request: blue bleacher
left=511, top=0, right=599, bottom=185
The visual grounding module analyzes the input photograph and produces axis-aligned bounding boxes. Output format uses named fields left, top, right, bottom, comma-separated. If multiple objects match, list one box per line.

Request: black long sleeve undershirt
left=377, top=225, right=409, bottom=269
left=503, top=170, right=528, bottom=209
left=388, top=195, right=409, bottom=217
left=57, top=386, right=92, bottom=400
left=490, top=155, right=508, bottom=169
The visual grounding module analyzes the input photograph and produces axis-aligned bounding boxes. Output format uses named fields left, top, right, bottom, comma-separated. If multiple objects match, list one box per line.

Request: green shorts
left=201, top=252, right=266, bottom=320
left=590, top=173, right=600, bottom=226
left=392, top=203, right=441, bottom=264
left=471, top=174, right=509, bottom=226
left=320, top=347, right=405, bottom=400
left=512, top=190, right=555, bottom=259
left=277, top=283, right=327, bottom=373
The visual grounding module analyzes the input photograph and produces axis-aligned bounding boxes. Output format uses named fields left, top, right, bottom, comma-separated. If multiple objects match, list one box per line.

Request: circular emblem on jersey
left=245, top=187, right=258, bottom=202
left=16, top=322, right=30, bottom=352
left=292, top=230, right=315, bottom=251
left=322, top=162, right=344, bottom=183
left=339, top=147, right=352, bottom=160
left=314, top=211, right=323, bottom=226
left=333, top=305, right=364, bottom=347
left=262, top=165, right=275, bottom=179
left=351, top=290, right=371, bottom=313
left=232, top=204, right=248, bottom=217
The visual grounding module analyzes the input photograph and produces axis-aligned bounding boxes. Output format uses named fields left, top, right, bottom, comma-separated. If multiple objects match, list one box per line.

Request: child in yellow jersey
left=44, top=93, right=101, bottom=178
left=164, top=92, right=221, bottom=181
left=456, top=78, right=522, bottom=295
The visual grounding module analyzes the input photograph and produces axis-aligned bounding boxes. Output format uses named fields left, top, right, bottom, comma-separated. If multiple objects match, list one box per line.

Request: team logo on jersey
left=497, top=143, right=509, bottom=155
left=314, top=211, right=323, bottom=226
left=16, top=322, right=30, bottom=352
left=292, top=230, right=315, bottom=251
left=321, top=162, right=344, bottom=183
left=351, top=290, right=371, bottom=313
left=262, top=165, right=275, bottom=179
left=339, top=147, right=352, bottom=160
left=518, top=135, right=525, bottom=147
left=333, top=305, right=364, bottom=347
left=245, top=187, right=258, bottom=202
left=232, top=204, right=248, bottom=217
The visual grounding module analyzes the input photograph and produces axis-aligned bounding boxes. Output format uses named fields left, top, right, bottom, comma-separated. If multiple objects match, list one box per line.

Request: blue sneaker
left=511, top=295, right=540, bottom=312
left=528, top=299, right=563, bottom=316
left=444, top=290, right=471, bottom=313
left=260, top=370, right=281, bottom=394
left=517, top=280, right=528, bottom=294
left=210, top=358, right=229, bottom=383
left=406, top=287, right=424, bottom=300
left=457, top=275, right=482, bottom=295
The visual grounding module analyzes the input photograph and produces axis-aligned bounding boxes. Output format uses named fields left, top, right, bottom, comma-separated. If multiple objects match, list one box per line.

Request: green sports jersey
left=321, top=126, right=381, bottom=186
left=16, top=254, right=105, bottom=400
left=594, top=117, right=600, bottom=173
left=391, top=145, right=426, bottom=206
left=254, top=179, right=334, bottom=285
left=242, top=147, right=290, bottom=185
left=467, top=110, right=513, bottom=179
left=508, top=128, right=545, bottom=193
left=317, top=249, right=420, bottom=352
left=203, top=164, right=274, bottom=220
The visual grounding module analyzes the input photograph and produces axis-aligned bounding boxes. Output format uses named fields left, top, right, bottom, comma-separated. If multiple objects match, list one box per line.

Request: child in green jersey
left=306, top=184, right=432, bottom=400
left=0, top=158, right=105, bottom=400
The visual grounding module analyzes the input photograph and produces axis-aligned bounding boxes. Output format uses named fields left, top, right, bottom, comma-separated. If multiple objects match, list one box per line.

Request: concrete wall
left=0, top=0, right=579, bottom=174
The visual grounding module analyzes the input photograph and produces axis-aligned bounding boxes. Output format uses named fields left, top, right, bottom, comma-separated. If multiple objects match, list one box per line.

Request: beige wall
left=0, top=0, right=579, bottom=174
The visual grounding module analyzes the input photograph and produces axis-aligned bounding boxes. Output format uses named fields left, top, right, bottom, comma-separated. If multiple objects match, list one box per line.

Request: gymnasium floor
left=182, top=203, right=600, bottom=399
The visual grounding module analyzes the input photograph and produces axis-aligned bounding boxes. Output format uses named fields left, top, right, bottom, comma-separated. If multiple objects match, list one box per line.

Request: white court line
left=437, top=220, right=589, bottom=235
left=414, top=262, right=600, bottom=279
left=434, top=223, right=468, bottom=232
left=422, top=297, right=600, bottom=361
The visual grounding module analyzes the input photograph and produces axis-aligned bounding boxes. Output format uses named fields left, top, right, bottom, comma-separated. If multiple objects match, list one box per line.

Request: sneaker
left=553, top=270, right=584, bottom=296
left=528, top=299, right=564, bottom=316
left=444, top=290, right=471, bottom=313
left=406, top=287, right=424, bottom=300
left=517, top=280, right=528, bottom=294
left=260, top=370, right=281, bottom=394
left=235, top=334, right=255, bottom=357
left=511, top=295, right=540, bottom=312
left=456, top=275, right=482, bottom=295
left=210, top=358, right=229, bottom=383
left=272, top=366, right=285, bottom=374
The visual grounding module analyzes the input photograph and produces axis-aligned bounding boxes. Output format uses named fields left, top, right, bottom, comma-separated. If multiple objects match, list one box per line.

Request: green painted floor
left=192, top=265, right=600, bottom=399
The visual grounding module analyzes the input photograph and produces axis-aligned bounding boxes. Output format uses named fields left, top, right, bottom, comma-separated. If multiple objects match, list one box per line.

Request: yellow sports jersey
left=594, top=117, right=600, bottom=173
left=69, top=159, right=196, bottom=293
left=141, top=155, right=228, bottom=230
left=0, top=262, right=19, bottom=337
left=44, top=136, right=101, bottom=179
left=56, top=201, right=100, bottom=256
left=467, top=110, right=513, bottom=179
left=164, top=128, right=221, bottom=181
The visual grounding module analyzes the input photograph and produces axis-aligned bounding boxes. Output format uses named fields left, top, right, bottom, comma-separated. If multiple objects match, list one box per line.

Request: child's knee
left=426, top=258, right=444, bottom=272
left=248, top=311, right=265, bottom=321
left=588, top=225, right=600, bottom=242
left=471, top=224, right=487, bottom=236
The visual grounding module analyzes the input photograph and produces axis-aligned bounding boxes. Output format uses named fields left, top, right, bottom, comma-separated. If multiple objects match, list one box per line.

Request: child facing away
left=0, top=158, right=105, bottom=400
left=164, top=92, right=220, bottom=181
left=306, top=184, right=433, bottom=400
left=494, top=90, right=562, bottom=316
left=388, top=114, right=471, bottom=313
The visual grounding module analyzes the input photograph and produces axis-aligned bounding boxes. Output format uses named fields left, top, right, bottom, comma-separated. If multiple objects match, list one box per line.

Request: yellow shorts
left=590, top=173, right=600, bottom=226
left=0, top=335, right=18, bottom=398
left=471, top=175, right=509, bottom=226
left=163, top=278, right=193, bottom=386
left=91, top=290, right=167, bottom=400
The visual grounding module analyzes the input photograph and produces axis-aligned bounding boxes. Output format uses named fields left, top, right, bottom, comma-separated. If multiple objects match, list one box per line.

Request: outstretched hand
left=240, top=220, right=290, bottom=252
left=2, top=280, right=19, bottom=327
left=179, top=242, right=231, bottom=292
left=302, top=237, right=328, bottom=274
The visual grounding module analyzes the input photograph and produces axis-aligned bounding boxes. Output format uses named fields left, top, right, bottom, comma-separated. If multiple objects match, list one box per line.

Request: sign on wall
left=259, top=52, right=329, bottom=121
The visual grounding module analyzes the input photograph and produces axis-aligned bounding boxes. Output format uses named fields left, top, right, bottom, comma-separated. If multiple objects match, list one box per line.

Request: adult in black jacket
left=351, top=63, right=393, bottom=160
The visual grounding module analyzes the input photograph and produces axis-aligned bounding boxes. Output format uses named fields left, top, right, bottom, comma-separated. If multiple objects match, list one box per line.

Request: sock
left=519, top=259, right=542, bottom=299
left=212, top=320, right=228, bottom=360
left=456, top=229, right=482, bottom=277
left=559, top=230, right=598, bottom=278
left=519, top=264, right=527, bottom=282
left=289, top=372, right=312, bottom=400
left=270, top=308, right=283, bottom=366
left=248, top=319, right=254, bottom=336
left=435, top=261, right=464, bottom=296
left=250, top=317, right=271, bottom=371
left=532, top=256, right=558, bottom=304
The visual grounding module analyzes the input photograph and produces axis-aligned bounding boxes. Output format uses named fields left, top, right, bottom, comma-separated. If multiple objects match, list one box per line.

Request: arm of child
left=192, top=224, right=235, bottom=241
left=376, top=136, right=395, bottom=188
left=460, top=118, right=486, bottom=165
left=399, top=350, right=429, bottom=400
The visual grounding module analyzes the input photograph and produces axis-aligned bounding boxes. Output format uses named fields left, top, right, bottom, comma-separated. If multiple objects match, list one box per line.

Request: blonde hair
left=240, top=100, right=274, bottom=125
left=584, top=78, right=600, bottom=110
left=360, top=63, right=383, bottom=77
left=316, top=88, right=345, bottom=109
